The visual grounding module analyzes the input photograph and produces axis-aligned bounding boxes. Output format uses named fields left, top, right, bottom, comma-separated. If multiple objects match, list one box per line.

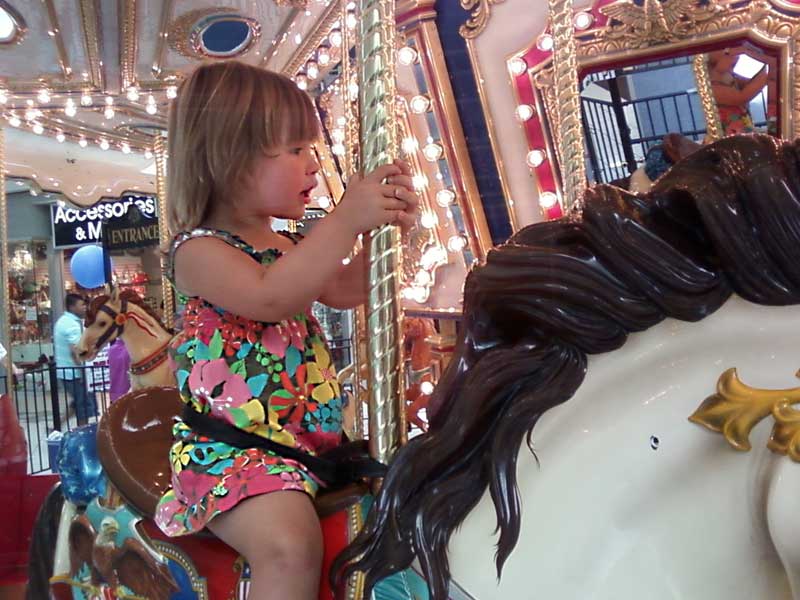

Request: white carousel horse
left=76, top=286, right=175, bottom=390
left=446, top=296, right=800, bottom=599
left=334, top=134, right=800, bottom=599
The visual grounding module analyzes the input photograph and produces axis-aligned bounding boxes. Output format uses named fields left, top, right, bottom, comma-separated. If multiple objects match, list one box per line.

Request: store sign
left=104, top=203, right=160, bottom=250
left=50, top=196, right=158, bottom=249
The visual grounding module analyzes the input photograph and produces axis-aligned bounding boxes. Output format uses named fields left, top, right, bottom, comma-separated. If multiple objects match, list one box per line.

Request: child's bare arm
left=175, top=164, right=407, bottom=322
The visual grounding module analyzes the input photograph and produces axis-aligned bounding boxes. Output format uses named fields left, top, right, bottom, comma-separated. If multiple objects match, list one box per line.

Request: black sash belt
left=181, top=405, right=387, bottom=489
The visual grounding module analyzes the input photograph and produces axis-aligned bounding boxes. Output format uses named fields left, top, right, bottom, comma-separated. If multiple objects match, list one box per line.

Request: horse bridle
left=94, top=297, right=128, bottom=349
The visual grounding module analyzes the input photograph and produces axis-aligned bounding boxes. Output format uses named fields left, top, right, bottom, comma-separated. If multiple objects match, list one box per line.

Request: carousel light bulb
left=537, top=33, right=554, bottom=52
left=329, top=30, right=343, bottom=47
left=317, top=195, right=331, bottom=209
left=0, top=91, right=7, bottom=104
left=126, top=86, right=140, bottom=101
left=412, top=174, right=428, bottom=190
left=294, top=33, right=303, bottom=44
left=331, top=142, right=345, bottom=155
left=64, top=99, right=77, bottom=117
left=104, top=106, right=115, bottom=119
left=105, top=96, right=114, bottom=105
left=409, top=95, right=431, bottom=114
left=318, top=47, right=331, bottom=65
left=24, top=108, right=37, bottom=121
left=420, top=380, right=434, bottom=395
left=346, top=12, right=357, bottom=29
left=574, top=11, right=594, bottom=30
left=306, top=61, right=319, bottom=79
left=347, top=82, right=359, bottom=97
left=526, top=149, right=546, bottom=168
left=509, top=57, right=527, bottom=76
left=401, top=287, right=415, bottom=300
left=56, top=132, right=65, bottom=142
left=412, top=286, right=429, bottom=304
left=331, top=128, right=345, bottom=143
left=32, top=123, right=44, bottom=135
left=420, top=211, right=438, bottom=229
left=121, top=143, right=131, bottom=154
left=415, top=270, right=432, bottom=286
left=402, top=136, right=418, bottom=155
left=421, top=246, right=447, bottom=269
left=515, top=104, right=534, bottom=121
left=539, top=191, right=558, bottom=209
left=80, top=92, right=92, bottom=106
left=37, top=89, right=51, bottom=103
left=423, top=142, right=443, bottom=162
left=78, top=137, right=87, bottom=147
left=144, top=149, right=153, bottom=159
left=166, top=85, right=178, bottom=99
left=296, top=75, right=308, bottom=90
left=99, top=139, right=109, bottom=150
left=447, top=235, right=467, bottom=252
left=336, top=116, right=347, bottom=126
left=398, top=46, right=418, bottom=66
left=436, top=189, right=456, bottom=207
left=146, top=95, right=157, bottom=114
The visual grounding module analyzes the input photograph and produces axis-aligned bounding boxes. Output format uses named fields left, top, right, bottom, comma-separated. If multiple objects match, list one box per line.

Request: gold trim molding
left=690, top=368, right=800, bottom=462
left=459, top=0, right=505, bottom=39
left=119, top=0, right=138, bottom=90
left=78, top=0, right=104, bottom=89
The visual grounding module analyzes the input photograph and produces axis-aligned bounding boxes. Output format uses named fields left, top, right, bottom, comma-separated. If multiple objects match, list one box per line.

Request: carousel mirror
left=512, top=0, right=800, bottom=215
left=581, top=41, right=780, bottom=189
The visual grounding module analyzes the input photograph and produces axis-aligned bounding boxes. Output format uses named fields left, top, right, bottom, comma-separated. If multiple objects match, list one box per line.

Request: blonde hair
left=167, top=61, right=319, bottom=234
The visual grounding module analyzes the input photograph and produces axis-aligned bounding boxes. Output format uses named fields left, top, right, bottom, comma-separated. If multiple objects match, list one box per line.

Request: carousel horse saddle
left=96, top=387, right=368, bottom=521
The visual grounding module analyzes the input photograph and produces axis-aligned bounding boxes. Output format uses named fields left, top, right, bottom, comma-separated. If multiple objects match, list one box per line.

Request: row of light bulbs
left=505, top=12, right=596, bottom=215
left=5, top=114, right=152, bottom=156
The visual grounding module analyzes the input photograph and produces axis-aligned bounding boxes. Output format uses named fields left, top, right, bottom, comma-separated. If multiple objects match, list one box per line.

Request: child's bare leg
left=207, top=490, right=322, bottom=600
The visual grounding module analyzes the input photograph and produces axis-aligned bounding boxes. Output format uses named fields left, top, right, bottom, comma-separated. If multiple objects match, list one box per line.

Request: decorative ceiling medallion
left=169, top=9, right=261, bottom=59
left=0, top=1, right=26, bottom=45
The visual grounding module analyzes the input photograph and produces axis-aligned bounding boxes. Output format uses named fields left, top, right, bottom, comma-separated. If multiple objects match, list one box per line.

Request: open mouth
left=301, top=185, right=315, bottom=203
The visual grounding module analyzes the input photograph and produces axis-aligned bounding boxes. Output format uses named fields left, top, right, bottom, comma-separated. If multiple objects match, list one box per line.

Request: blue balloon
left=70, top=245, right=109, bottom=289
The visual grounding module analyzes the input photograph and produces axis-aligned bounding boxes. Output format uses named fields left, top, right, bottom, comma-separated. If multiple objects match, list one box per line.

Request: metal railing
left=9, top=358, right=111, bottom=474
left=583, top=87, right=770, bottom=184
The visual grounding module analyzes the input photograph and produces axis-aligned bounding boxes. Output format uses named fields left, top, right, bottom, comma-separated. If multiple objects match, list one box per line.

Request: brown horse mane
left=85, top=288, right=168, bottom=332
left=333, top=134, right=800, bottom=598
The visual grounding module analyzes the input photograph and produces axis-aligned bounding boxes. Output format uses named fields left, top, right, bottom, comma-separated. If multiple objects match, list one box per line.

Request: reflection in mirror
left=580, top=44, right=778, bottom=191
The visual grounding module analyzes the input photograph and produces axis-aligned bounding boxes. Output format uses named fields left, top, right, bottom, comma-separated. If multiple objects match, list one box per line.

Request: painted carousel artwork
left=7, top=1, right=800, bottom=600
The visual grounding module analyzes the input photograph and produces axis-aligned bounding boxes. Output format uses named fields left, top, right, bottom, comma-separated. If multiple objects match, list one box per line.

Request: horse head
left=76, top=286, right=123, bottom=361
left=333, top=134, right=800, bottom=598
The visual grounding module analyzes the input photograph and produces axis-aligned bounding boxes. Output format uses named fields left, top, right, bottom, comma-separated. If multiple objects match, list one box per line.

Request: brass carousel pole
left=358, top=0, right=405, bottom=467
left=693, top=54, right=724, bottom=142
left=0, top=127, right=11, bottom=397
left=547, top=0, right=587, bottom=216
left=153, top=134, right=174, bottom=329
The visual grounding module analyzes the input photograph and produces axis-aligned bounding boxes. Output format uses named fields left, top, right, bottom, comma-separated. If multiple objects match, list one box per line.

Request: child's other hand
left=334, top=159, right=420, bottom=235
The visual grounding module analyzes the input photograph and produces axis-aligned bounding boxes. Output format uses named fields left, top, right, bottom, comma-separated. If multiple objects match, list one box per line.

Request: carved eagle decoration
left=69, top=514, right=178, bottom=600
left=601, top=0, right=706, bottom=38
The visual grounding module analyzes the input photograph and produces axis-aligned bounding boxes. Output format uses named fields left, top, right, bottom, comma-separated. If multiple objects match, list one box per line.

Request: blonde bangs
left=166, top=61, right=319, bottom=235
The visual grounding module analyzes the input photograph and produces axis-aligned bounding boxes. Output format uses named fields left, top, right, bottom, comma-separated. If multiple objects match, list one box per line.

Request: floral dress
left=155, top=228, right=344, bottom=537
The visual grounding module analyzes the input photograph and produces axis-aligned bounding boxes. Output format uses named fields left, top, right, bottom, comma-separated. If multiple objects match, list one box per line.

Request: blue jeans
left=60, top=375, right=97, bottom=425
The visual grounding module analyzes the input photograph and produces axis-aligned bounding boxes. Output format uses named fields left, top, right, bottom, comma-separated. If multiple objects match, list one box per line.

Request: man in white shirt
left=53, top=293, right=95, bottom=425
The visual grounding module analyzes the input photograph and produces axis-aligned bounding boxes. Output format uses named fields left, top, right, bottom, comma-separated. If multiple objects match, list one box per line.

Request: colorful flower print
left=188, top=358, right=253, bottom=424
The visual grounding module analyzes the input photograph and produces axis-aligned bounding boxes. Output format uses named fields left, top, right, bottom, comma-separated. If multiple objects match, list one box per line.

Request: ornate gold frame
left=511, top=0, right=800, bottom=212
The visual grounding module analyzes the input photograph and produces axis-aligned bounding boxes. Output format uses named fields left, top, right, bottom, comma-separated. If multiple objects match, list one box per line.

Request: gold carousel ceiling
left=0, top=0, right=332, bottom=205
